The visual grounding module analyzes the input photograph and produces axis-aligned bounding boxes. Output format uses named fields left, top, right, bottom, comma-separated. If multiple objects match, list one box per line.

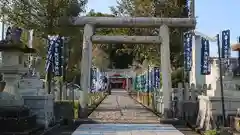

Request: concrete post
left=62, top=84, right=67, bottom=100
left=80, top=24, right=94, bottom=118
left=160, top=24, right=172, bottom=118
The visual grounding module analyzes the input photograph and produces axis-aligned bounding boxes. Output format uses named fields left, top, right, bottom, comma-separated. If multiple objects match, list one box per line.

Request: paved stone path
left=73, top=124, right=184, bottom=135
left=72, top=89, right=184, bottom=135
left=88, top=89, right=161, bottom=123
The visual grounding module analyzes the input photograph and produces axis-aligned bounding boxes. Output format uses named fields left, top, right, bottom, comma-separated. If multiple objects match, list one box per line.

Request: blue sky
left=87, top=0, right=240, bottom=57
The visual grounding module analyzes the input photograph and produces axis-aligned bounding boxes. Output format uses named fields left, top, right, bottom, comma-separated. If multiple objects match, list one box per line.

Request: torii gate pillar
left=79, top=24, right=94, bottom=118
left=160, top=24, right=172, bottom=117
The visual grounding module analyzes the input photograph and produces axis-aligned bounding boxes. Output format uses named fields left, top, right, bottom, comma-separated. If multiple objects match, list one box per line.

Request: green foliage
left=110, top=0, right=191, bottom=85
left=110, top=0, right=190, bottom=69
left=0, top=0, right=191, bottom=84
left=172, top=67, right=184, bottom=87
left=159, top=72, right=162, bottom=87
left=86, top=10, right=133, bottom=69
left=204, top=129, right=218, bottom=135
left=0, top=0, right=87, bottom=36
left=0, top=0, right=87, bottom=82
left=92, top=46, right=110, bottom=70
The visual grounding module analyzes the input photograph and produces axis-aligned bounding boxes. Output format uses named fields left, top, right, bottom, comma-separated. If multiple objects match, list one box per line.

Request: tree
left=86, top=10, right=133, bottom=69
left=111, top=0, right=191, bottom=85
left=0, top=0, right=86, bottom=36
left=0, top=0, right=87, bottom=81
left=92, top=46, right=110, bottom=70
left=111, top=0, right=189, bottom=66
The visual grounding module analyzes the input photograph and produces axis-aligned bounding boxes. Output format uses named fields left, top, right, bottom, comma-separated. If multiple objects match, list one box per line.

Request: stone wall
left=197, top=96, right=240, bottom=130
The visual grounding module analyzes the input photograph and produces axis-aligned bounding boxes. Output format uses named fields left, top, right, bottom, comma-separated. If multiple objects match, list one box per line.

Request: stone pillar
left=62, top=84, right=67, bottom=100
left=159, top=24, right=172, bottom=118
left=80, top=24, right=94, bottom=118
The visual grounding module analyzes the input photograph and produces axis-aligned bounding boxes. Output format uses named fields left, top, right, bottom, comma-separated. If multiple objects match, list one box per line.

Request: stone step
left=160, top=118, right=185, bottom=125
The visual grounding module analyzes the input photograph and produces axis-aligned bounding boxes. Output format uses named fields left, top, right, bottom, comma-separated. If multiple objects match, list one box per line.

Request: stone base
left=23, top=95, right=54, bottom=129
left=197, top=96, right=240, bottom=130
left=0, top=92, right=24, bottom=107
left=78, top=106, right=88, bottom=118
left=162, top=108, right=173, bottom=119
left=54, top=102, right=74, bottom=121
left=0, top=106, right=37, bottom=132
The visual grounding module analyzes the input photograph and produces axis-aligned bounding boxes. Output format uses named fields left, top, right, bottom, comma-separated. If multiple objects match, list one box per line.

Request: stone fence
left=132, top=82, right=240, bottom=130
left=169, top=83, right=240, bottom=130
left=131, top=83, right=208, bottom=122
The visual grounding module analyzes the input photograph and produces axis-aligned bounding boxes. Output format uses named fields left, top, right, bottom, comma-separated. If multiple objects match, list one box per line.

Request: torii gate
left=74, top=17, right=196, bottom=117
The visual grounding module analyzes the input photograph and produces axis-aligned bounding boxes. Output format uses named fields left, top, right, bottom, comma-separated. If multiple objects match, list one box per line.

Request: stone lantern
left=0, top=26, right=36, bottom=107
left=0, top=26, right=39, bottom=133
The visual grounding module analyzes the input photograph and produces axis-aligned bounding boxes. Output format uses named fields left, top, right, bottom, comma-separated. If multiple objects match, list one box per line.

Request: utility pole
left=217, top=34, right=227, bottom=127
left=47, top=0, right=54, bottom=94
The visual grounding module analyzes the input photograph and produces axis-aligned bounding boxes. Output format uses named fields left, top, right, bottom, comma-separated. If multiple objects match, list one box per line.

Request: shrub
left=204, top=129, right=218, bottom=135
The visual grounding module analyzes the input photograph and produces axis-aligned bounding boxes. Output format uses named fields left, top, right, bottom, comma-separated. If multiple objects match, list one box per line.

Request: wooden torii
left=73, top=16, right=196, bottom=117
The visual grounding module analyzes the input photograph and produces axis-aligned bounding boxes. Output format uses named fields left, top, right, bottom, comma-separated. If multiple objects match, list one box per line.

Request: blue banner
left=45, top=36, right=56, bottom=72
left=62, top=37, right=67, bottom=80
left=45, top=35, right=64, bottom=76
left=184, top=32, right=193, bottom=71
left=90, top=67, right=96, bottom=92
left=151, top=69, right=155, bottom=89
left=154, top=67, right=160, bottom=89
left=148, top=69, right=154, bottom=91
left=140, top=75, right=144, bottom=91
left=136, top=75, right=140, bottom=91
left=201, top=37, right=211, bottom=75
left=53, top=36, right=63, bottom=76
left=91, top=68, right=106, bottom=92
left=221, top=30, right=230, bottom=68
left=145, top=71, right=148, bottom=92
left=143, top=73, right=147, bottom=92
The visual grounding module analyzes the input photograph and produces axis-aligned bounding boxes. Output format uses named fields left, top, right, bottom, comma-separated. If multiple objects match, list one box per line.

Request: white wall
left=0, top=22, right=5, bottom=62
left=0, top=22, right=8, bottom=40
left=205, top=60, right=219, bottom=96
left=190, top=35, right=206, bottom=86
